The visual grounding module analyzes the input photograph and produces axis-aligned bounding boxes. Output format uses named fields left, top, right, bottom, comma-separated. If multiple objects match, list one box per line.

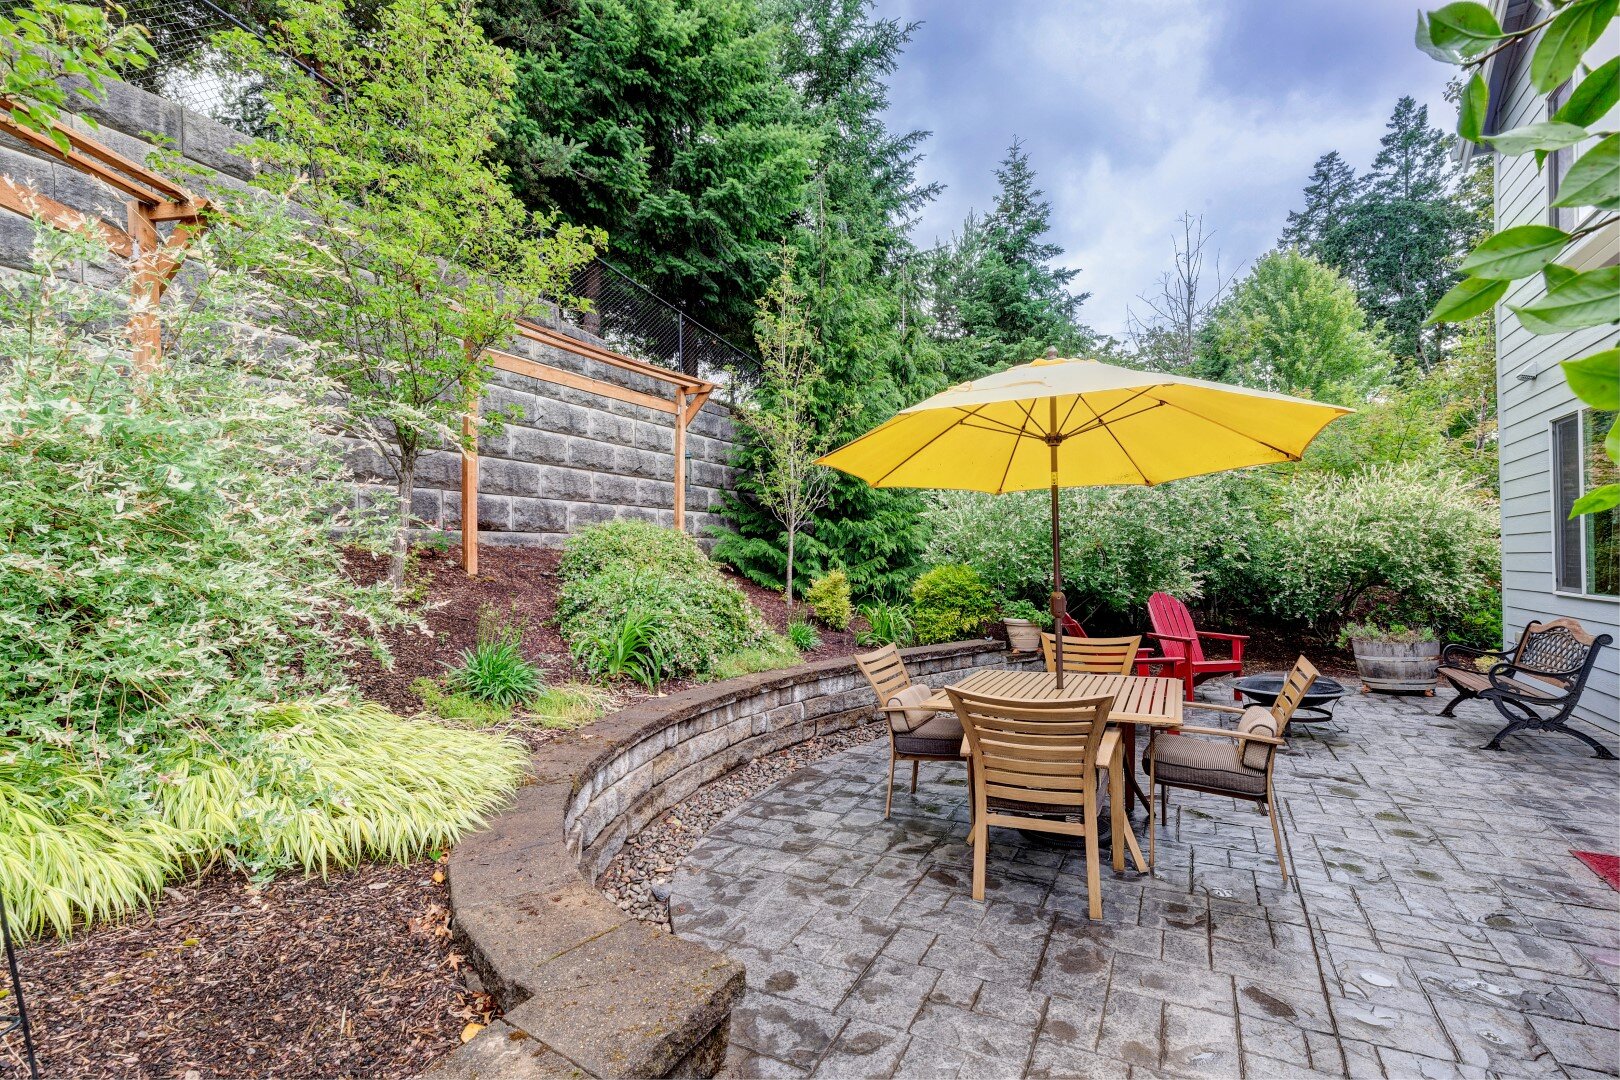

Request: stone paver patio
left=670, top=684, right=1620, bottom=1078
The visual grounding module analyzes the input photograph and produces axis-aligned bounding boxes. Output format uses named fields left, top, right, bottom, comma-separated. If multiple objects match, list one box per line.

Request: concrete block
left=507, top=426, right=567, bottom=465
left=566, top=438, right=615, bottom=472
left=477, top=494, right=512, bottom=531
left=536, top=465, right=593, bottom=501
left=590, top=473, right=639, bottom=506
left=509, top=496, right=566, bottom=535
left=480, top=457, right=541, bottom=497
left=179, top=112, right=254, bottom=180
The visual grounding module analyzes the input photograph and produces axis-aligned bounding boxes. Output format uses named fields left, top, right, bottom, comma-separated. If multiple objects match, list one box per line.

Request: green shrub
left=559, top=518, right=715, bottom=582
left=802, top=570, right=853, bottom=630
left=1254, top=466, right=1499, bottom=630
left=1, top=701, right=525, bottom=937
left=910, top=564, right=1000, bottom=645
left=569, top=608, right=668, bottom=688
left=787, top=618, right=822, bottom=651
left=855, top=600, right=913, bottom=647
left=446, top=605, right=543, bottom=705
left=558, top=522, right=772, bottom=681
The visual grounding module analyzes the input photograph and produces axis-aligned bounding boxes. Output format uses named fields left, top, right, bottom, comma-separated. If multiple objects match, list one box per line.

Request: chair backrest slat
left=949, top=689, right=1111, bottom=808
left=855, top=644, right=912, bottom=705
left=1269, top=655, right=1320, bottom=734
left=1041, top=633, right=1141, bottom=675
left=1148, top=592, right=1205, bottom=664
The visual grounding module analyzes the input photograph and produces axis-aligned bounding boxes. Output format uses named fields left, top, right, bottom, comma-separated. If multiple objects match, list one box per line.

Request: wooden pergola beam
left=0, top=176, right=133, bottom=257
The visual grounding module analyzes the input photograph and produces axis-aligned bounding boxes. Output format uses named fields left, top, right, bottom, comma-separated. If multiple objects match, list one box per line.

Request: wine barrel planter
left=1351, top=637, right=1441, bottom=692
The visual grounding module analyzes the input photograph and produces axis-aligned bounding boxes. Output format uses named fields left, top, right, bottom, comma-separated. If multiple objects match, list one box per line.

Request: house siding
left=1492, top=26, right=1620, bottom=736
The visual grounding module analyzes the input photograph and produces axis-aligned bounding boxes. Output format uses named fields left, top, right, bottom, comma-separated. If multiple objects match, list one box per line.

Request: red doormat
left=1573, top=851, right=1620, bottom=891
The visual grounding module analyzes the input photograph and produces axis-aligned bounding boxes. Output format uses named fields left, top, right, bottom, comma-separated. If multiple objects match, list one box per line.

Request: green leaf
left=1561, top=348, right=1620, bottom=409
left=1552, top=132, right=1620, bottom=210
left=1429, top=2, right=1507, bottom=56
left=1544, top=263, right=1579, bottom=290
left=1511, top=266, right=1620, bottom=332
left=1532, top=0, right=1618, bottom=93
left=1552, top=55, right=1620, bottom=126
left=1570, top=483, right=1620, bottom=516
left=1459, top=71, right=1489, bottom=142
left=1460, top=225, right=1571, bottom=279
left=1426, top=275, right=1509, bottom=324
left=1489, top=120, right=1590, bottom=155
left=1416, top=11, right=1465, bottom=63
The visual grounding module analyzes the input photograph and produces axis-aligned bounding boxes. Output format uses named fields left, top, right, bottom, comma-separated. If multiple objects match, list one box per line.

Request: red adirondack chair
left=1059, top=615, right=1177, bottom=680
left=1145, top=592, right=1248, bottom=701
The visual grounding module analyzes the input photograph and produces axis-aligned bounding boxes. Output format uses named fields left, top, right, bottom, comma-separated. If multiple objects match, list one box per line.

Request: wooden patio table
left=923, top=668, right=1185, bottom=873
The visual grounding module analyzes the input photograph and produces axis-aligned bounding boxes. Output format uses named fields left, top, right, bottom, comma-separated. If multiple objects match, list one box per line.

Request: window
left=1553, top=409, right=1619, bottom=597
left=1548, top=83, right=1580, bottom=232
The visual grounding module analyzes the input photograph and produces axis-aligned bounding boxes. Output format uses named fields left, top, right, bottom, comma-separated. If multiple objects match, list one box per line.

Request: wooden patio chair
left=855, top=644, right=966, bottom=817
left=1144, top=655, right=1317, bottom=883
left=1040, top=632, right=1143, bottom=675
left=1059, top=615, right=1172, bottom=678
left=947, top=687, right=1113, bottom=919
left=1146, top=592, right=1248, bottom=701
left=1438, top=619, right=1615, bottom=759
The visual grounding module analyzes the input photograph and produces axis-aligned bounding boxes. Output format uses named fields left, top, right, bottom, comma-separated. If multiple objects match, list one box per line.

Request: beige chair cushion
left=1237, top=706, right=1278, bottom=771
left=1146, top=734, right=1266, bottom=796
left=884, top=683, right=935, bottom=733
left=893, top=711, right=964, bottom=757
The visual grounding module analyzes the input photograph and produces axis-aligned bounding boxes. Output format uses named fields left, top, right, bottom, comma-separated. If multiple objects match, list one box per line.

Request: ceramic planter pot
left=1351, top=637, right=1441, bottom=692
left=1003, top=618, right=1043, bottom=653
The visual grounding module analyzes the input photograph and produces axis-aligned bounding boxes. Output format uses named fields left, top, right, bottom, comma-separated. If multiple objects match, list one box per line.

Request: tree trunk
left=785, top=527, right=796, bottom=611
left=388, top=451, right=418, bottom=589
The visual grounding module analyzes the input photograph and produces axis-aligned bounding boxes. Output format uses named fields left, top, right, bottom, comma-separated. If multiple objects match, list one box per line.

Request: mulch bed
left=4, top=862, right=485, bottom=1080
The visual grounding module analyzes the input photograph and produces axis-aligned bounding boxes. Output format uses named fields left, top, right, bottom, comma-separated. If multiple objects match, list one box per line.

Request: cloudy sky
left=875, top=0, right=1458, bottom=339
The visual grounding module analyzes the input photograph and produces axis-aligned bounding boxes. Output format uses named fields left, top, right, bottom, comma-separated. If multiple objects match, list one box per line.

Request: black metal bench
left=1438, top=618, right=1614, bottom=759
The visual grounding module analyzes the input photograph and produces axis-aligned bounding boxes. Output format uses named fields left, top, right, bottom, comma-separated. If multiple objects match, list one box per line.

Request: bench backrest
left=1514, top=618, right=1609, bottom=689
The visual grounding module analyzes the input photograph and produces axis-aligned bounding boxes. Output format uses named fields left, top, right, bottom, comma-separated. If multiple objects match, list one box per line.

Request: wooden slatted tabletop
left=922, top=669, right=1184, bottom=728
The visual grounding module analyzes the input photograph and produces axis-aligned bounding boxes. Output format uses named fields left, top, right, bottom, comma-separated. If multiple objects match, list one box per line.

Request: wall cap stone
left=426, top=639, right=1012, bottom=1079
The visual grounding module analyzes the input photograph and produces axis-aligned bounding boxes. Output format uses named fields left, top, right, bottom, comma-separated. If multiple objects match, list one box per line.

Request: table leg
left=1122, top=723, right=1151, bottom=812
left=1109, top=746, right=1126, bottom=872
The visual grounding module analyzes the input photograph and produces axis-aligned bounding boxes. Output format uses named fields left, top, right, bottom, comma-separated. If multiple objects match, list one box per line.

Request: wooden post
left=673, top=387, right=687, bottom=532
left=461, top=402, right=479, bottom=577
left=127, top=202, right=162, bottom=371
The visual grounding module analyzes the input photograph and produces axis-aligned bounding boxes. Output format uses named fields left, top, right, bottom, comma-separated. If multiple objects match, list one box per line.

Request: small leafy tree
left=1417, top=0, right=1618, bottom=514
left=223, top=0, right=601, bottom=586
left=739, top=250, right=832, bottom=609
left=0, top=0, right=152, bottom=144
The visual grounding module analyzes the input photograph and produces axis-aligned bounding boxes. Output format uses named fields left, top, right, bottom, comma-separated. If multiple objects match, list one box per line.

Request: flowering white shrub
left=1254, top=465, right=1499, bottom=627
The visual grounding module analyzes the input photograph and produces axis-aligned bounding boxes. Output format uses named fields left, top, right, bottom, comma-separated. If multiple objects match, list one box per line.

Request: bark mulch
left=4, top=862, right=487, bottom=1080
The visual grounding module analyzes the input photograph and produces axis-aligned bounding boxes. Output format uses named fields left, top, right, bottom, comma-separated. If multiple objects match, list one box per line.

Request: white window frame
left=1550, top=408, right=1620, bottom=601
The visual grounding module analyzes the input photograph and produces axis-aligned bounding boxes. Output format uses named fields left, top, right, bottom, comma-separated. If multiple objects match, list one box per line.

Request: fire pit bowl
left=1233, top=672, right=1349, bottom=722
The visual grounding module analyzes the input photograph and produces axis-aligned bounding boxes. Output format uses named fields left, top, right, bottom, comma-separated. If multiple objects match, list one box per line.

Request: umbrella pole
left=1048, top=401, right=1066, bottom=690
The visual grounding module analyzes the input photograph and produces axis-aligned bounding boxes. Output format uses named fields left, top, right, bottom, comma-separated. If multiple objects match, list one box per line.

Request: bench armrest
left=1441, top=643, right=1509, bottom=666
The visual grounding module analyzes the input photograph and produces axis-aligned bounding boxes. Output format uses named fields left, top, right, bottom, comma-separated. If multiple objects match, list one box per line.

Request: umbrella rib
left=869, top=404, right=1007, bottom=485
left=1060, top=399, right=1163, bottom=440
left=1076, top=393, right=1154, bottom=486
left=1057, top=387, right=1154, bottom=439
left=995, top=400, right=1039, bottom=493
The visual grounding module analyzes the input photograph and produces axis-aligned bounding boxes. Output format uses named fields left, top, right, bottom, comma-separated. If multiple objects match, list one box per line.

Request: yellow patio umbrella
left=817, top=349, right=1352, bottom=687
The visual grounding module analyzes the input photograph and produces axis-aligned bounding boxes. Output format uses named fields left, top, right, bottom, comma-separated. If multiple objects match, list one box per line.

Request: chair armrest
left=1185, top=702, right=1245, bottom=715
left=1172, top=724, right=1284, bottom=745
left=1199, top=631, right=1249, bottom=642
left=1146, top=631, right=1196, bottom=644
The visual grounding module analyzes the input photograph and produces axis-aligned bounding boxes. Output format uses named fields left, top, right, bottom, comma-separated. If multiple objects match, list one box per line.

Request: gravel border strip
left=596, top=722, right=886, bottom=928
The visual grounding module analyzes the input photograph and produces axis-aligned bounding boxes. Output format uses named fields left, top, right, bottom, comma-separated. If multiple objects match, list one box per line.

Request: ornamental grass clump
left=558, top=520, right=773, bottom=681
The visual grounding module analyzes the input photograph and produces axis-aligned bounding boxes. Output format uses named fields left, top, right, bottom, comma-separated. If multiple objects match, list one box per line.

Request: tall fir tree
left=713, top=0, right=942, bottom=599
left=1278, top=150, right=1359, bottom=272
left=1341, top=97, right=1473, bottom=368
left=486, top=0, right=817, bottom=340
left=928, top=139, right=1093, bottom=382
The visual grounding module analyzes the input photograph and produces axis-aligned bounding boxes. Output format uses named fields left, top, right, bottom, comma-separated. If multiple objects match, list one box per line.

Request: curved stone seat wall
left=435, top=640, right=1032, bottom=1079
